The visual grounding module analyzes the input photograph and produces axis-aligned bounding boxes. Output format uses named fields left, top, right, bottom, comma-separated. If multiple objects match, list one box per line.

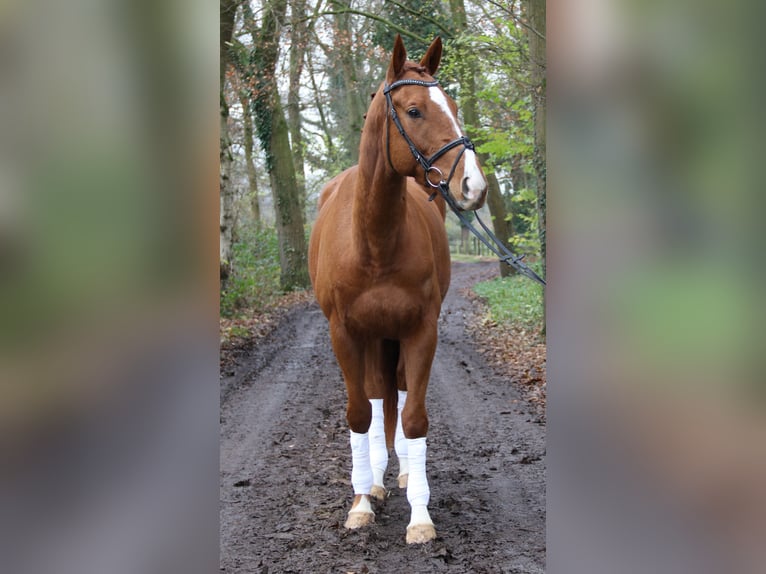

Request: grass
left=473, top=264, right=545, bottom=329
left=450, top=252, right=497, bottom=263
left=469, top=262, right=547, bottom=413
left=220, top=224, right=281, bottom=318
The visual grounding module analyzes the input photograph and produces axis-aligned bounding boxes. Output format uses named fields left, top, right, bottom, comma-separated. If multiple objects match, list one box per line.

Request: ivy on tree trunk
left=248, top=0, right=310, bottom=291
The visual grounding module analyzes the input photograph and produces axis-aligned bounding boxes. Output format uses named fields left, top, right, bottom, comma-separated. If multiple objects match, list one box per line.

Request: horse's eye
left=407, top=108, right=422, bottom=119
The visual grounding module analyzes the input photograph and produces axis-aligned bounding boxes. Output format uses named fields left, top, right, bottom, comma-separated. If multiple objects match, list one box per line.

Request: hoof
left=344, top=511, right=374, bottom=529
left=406, top=523, right=436, bottom=544
left=398, top=474, right=408, bottom=488
left=370, top=485, right=387, bottom=501
left=345, top=495, right=374, bottom=529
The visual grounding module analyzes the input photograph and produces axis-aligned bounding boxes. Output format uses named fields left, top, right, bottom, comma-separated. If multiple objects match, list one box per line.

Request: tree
left=219, top=0, right=239, bottom=284
left=287, top=0, right=309, bottom=212
left=237, top=86, right=261, bottom=227
left=523, top=0, right=546, bottom=278
left=245, top=0, right=310, bottom=290
left=448, top=0, right=515, bottom=277
left=330, top=0, right=367, bottom=166
left=371, top=0, right=452, bottom=56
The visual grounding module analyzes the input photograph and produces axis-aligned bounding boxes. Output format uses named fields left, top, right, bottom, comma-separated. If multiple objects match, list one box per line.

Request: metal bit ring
left=425, top=166, right=444, bottom=188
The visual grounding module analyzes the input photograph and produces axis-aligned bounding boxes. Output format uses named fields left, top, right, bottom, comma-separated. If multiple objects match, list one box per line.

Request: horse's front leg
left=400, top=321, right=438, bottom=544
left=395, top=355, right=409, bottom=489
left=329, top=319, right=374, bottom=529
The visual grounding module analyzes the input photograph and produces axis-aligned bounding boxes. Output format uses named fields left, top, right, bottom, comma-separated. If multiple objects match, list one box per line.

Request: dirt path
left=220, top=261, right=546, bottom=573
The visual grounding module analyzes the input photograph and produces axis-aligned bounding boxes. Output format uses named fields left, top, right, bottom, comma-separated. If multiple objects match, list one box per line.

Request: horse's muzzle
left=458, top=176, right=488, bottom=211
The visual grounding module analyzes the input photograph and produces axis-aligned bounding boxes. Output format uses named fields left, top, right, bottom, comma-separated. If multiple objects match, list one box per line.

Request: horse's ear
left=387, top=34, right=407, bottom=83
left=419, top=36, right=442, bottom=76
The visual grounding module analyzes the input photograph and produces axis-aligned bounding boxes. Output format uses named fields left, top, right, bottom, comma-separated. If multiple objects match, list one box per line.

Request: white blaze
left=428, top=86, right=462, bottom=138
left=428, top=86, right=485, bottom=197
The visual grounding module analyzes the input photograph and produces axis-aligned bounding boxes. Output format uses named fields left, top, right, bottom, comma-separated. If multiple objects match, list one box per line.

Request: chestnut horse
left=308, top=35, right=487, bottom=544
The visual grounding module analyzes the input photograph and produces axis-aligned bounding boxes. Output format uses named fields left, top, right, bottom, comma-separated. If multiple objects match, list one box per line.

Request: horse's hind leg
left=329, top=319, right=374, bottom=529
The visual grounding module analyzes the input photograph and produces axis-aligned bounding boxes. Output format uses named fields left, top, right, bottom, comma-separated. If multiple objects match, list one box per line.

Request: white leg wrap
left=395, top=391, right=409, bottom=477
left=408, top=504, right=434, bottom=528
left=349, top=431, right=373, bottom=495
left=353, top=495, right=373, bottom=515
left=368, top=399, right=388, bottom=487
left=405, top=437, right=430, bottom=509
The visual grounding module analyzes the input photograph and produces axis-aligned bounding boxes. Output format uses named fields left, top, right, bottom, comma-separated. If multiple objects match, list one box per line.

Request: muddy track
left=220, top=261, right=546, bottom=573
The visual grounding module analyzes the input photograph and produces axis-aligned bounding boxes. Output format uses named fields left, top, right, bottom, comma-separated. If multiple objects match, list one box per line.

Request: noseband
left=383, top=79, right=475, bottom=199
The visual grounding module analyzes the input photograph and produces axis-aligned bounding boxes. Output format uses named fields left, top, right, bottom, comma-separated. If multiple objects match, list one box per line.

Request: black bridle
left=383, top=79, right=474, bottom=195
left=382, top=78, right=547, bottom=286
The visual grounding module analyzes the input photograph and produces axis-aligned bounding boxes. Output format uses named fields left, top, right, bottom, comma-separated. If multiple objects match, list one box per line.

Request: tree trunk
left=238, top=88, right=261, bottom=227
left=483, top=173, right=514, bottom=276
left=449, top=0, right=514, bottom=277
left=524, top=0, right=546, bottom=278
left=219, top=0, right=238, bottom=284
left=250, top=0, right=309, bottom=290
left=333, top=2, right=365, bottom=165
left=270, top=98, right=310, bottom=289
left=523, top=0, right=546, bottom=337
left=306, top=54, right=337, bottom=164
left=461, top=224, right=469, bottom=254
left=288, top=0, right=308, bottom=213
left=220, top=100, right=236, bottom=283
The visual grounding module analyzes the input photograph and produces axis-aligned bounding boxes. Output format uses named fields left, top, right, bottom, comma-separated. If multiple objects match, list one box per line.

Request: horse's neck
left=352, top=152, right=407, bottom=265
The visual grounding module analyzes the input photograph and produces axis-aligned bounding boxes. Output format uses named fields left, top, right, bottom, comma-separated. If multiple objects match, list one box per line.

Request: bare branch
left=481, top=0, right=545, bottom=41
left=385, top=0, right=453, bottom=38
left=316, top=9, right=429, bottom=45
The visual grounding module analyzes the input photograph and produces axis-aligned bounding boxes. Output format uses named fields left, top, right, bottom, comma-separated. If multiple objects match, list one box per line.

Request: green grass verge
left=473, top=265, right=545, bottom=329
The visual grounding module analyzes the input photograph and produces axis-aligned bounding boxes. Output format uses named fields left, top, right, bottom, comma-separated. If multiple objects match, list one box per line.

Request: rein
left=435, top=183, right=547, bottom=286
left=383, top=78, right=547, bottom=287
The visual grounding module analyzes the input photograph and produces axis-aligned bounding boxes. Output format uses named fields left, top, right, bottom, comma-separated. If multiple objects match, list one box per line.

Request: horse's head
left=382, top=35, right=487, bottom=211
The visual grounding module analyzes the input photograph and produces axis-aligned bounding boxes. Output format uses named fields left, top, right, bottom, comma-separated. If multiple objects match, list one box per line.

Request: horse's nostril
left=461, top=176, right=471, bottom=198
left=462, top=176, right=482, bottom=200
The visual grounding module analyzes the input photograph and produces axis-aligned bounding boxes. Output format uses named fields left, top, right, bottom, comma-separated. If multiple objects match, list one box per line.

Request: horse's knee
left=347, top=403, right=372, bottom=434
left=402, top=411, right=428, bottom=438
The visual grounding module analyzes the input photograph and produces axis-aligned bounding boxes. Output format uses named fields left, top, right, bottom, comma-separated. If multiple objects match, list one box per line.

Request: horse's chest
left=341, top=280, right=433, bottom=338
